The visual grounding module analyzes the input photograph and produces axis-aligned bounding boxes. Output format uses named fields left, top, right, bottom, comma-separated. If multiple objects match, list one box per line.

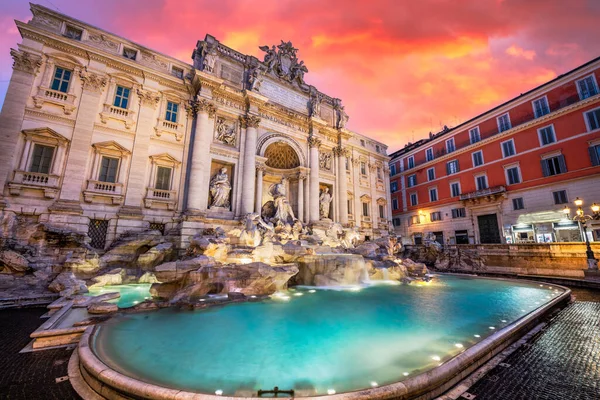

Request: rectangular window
left=407, top=174, right=417, bottom=187
left=577, top=75, right=598, bottom=99
left=426, top=147, right=434, bottom=161
left=427, top=167, right=435, bottom=181
left=98, top=156, right=119, bottom=183
left=469, top=127, right=481, bottom=144
left=589, top=144, right=600, bottom=166
left=165, top=101, right=178, bottom=123
left=113, top=86, right=130, bottom=109
left=64, top=25, right=82, bottom=40
left=501, top=139, right=515, bottom=157
left=431, top=211, right=442, bottom=221
left=512, top=197, right=524, bottom=210
left=585, top=108, right=600, bottom=131
left=407, top=156, right=415, bottom=169
left=411, top=215, right=420, bottom=225
left=429, top=188, right=438, bottom=202
left=476, top=175, right=488, bottom=190
left=451, top=207, right=466, bottom=219
left=446, top=160, right=459, bottom=175
left=450, top=182, right=461, bottom=197
left=506, top=166, right=521, bottom=185
left=51, top=67, right=72, bottom=93
left=379, top=205, right=385, bottom=219
left=155, top=166, right=172, bottom=190
left=392, top=217, right=401, bottom=227
left=497, top=113, right=512, bottom=132
left=538, top=125, right=556, bottom=146
left=122, top=47, right=137, bottom=60
left=541, top=155, right=567, bottom=176
left=410, top=193, right=418, bottom=207
left=171, top=66, right=184, bottom=79
left=390, top=164, right=396, bottom=175
left=553, top=190, right=568, bottom=205
left=347, top=200, right=352, bottom=214
left=392, top=198, right=399, bottom=210
left=446, top=138, right=455, bottom=153
left=390, top=181, right=398, bottom=192
left=362, top=202, right=369, bottom=217
left=29, top=144, right=55, bottom=174
left=360, top=162, right=366, bottom=175
left=472, top=150, right=484, bottom=167
left=533, top=97, right=550, bottom=118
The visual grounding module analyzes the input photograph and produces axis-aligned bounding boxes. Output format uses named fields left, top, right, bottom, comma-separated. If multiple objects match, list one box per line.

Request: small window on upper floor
left=501, top=139, right=516, bottom=158
left=541, top=154, right=567, bottom=177
left=64, top=25, right=82, bottom=41
left=427, top=167, right=435, bottom=181
left=429, top=187, right=438, bottom=202
left=553, top=190, right=568, bottom=205
left=362, top=202, right=370, bottom=217
left=589, top=143, right=600, bottom=166
left=410, top=193, right=418, bottom=207
left=51, top=67, right=72, bottom=93
left=122, top=47, right=137, bottom=61
left=446, top=160, right=459, bottom=175
left=171, top=66, right=184, bottom=79
left=392, top=198, right=399, bottom=210
left=430, top=211, right=442, bottom=221
left=379, top=204, right=385, bottom=219
left=577, top=75, right=599, bottom=100
left=165, top=101, right=178, bottom=123
left=472, top=150, right=484, bottom=167
left=533, top=97, right=550, bottom=118
left=29, top=144, right=55, bottom=174
left=426, top=147, right=434, bottom=162
left=360, top=162, right=367, bottom=175
left=475, top=174, right=488, bottom=190
left=505, top=166, right=521, bottom=185
left=446, top=138, right=455, bottom=153
left=538, top=125, right=556, bottom=146
left=407, top=156, right=415, bottom=169
left=513, top=197, right=524, bottom=210
left=497, top=113, right=512, bottom=133
left=390, top=164, right=396, bottom=176
left=113, top=86, right=130, bottom=109
left=407, top=174, right=417, bottom=188
left=585, top=108, right=600, bottom=132
left=390, top=181, right=398, bottom=192
left=469, top=127, right=481, bottom=144
left=450, top=181, right=461, bottom=197
left=451, top=207, right=466, bottom=219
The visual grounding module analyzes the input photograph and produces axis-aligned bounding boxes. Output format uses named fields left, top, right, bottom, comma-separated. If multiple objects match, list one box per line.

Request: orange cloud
left=506, top=45, right=536, bottom=60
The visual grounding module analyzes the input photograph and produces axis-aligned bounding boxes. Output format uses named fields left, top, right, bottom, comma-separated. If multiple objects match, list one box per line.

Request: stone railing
left=100, top=104, right=136, bottom=129
left=8, top=170, right=60, bottom=198
left=154, top=118, right=184, bottom=141
left=83, top=180, right=124, bottom=204
left=144, top=187, right=177, bottom=210
left=33, top=86, right=77, bottom=114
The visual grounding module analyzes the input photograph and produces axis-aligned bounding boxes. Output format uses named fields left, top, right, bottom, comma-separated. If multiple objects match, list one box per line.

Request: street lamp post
left=563, top=197, right=600, bottom=270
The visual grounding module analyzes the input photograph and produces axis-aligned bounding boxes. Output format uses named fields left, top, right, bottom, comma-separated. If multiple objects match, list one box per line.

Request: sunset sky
left=1, top=0, right=600, bottom=152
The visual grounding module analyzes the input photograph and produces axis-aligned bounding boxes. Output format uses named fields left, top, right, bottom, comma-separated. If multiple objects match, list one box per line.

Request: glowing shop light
left=474, top=334, right=481, bottom=338
left=370, top=381, right=378, bottom=387
left=431, top=355, right=441, bottom=361
left=455, top=343, right=464, bottom=348
left=403, top=372, right=410, bottom=376
left=215, top=389, right=223, bottom=396
left=327, top=389, right=336, bottom=395
left=489, top=326, right=495, bottom=330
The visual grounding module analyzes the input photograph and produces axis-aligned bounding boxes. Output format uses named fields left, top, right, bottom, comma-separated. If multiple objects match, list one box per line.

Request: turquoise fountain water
left=92, top=276, right=563, bottom=397
left=86, top=284, right=152, bottom=308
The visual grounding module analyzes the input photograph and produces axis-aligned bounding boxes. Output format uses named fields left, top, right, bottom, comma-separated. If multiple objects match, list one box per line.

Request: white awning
left=516, top=210, right=567, bottom=225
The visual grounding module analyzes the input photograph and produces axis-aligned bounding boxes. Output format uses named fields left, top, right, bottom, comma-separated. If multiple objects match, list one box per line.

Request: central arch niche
left=264, top=142, right=300, bottom=170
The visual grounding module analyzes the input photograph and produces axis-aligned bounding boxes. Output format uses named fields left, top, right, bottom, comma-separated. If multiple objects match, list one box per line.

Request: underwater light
left=370, top=381, right=378, bottom=387
left=309, top=289, right=316, bottom=293
left=294, top=293, right=303, bottom=296
left=215, top=389, right=223, bottom=395
left=474, top=334, right=481, bottom=338
left=431, top=355, right=441, bottom=361
left=327, top=389, right=336, bottom=395
left=455, top=343, right=463, bottom=348
left=403, top=372, right=409, bottom=376
left=489, top=326, right=495, bottom=330
left=501, top=319, right=507, bottom=323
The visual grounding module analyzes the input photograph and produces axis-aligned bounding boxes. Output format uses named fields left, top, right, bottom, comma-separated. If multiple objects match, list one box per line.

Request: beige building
left=0, top=4, right=391, bottom=249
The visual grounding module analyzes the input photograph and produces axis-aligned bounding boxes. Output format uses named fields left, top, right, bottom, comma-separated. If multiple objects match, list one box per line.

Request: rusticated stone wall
left=404, top=243, right=600, bottom=278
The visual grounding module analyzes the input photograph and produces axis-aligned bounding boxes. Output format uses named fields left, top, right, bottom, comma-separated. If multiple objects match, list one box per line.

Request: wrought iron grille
left=88, top=219, right=108, bottom=249
left=149, top=222, right=165, bottom=235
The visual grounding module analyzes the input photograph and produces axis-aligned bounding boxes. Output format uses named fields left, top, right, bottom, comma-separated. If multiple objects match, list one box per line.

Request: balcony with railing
left=8, top=170, right=61, bottom=198
left=460, top=185, right=506, bottom=202
left=100, top=104, right=136, bottom=129
left=33, top=86, right=77, bottom=115
left=144, top=187, right=177, bottom=210
left=83, top=180, right=124, bottom=204
left=154, top=118, right=184, bottom=141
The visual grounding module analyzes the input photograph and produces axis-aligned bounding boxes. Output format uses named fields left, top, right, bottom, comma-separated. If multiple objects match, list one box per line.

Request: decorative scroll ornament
left=215, top=117, right=237, bottom=146
left=259, top=41, right=310, bottom=92
left=307, top=136, right=322, bottom=148
left=79, top=68, right=107, bottom=93
left=10, top=49, right=42, bottom=75
left=137, top=88, right=160, bottom=108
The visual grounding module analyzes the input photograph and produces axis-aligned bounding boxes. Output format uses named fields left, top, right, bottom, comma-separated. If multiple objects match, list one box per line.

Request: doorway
left=477, top=214, right=501, bottom=244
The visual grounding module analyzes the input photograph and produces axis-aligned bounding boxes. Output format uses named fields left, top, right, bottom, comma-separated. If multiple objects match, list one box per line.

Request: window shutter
left=541, top=159, right=550, bottom=177
left=557, top=155, right=567, bottom=173
left=589, top=147, right=600, bottom=166
left=446, top=163, right=450, bottom=175
left=455, top=161, right=460, bottom=173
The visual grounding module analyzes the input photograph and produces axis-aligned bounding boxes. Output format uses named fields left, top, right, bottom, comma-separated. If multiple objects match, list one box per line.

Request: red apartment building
left=389, top=56, right=600, bottom=245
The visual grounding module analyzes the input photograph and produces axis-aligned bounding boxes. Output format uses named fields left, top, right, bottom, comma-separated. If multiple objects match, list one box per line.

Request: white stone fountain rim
left=70, top=276, right=571, bottom=400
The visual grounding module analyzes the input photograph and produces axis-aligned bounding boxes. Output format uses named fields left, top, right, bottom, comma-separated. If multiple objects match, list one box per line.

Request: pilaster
left=240, top=114, right=261, bottom=215
left=334, top=146, right=349, bottom=226
left=308, top=136, right=321, bottom=223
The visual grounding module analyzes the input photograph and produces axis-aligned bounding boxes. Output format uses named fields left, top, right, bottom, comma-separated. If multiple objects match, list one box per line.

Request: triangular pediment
left=22, top=127, right=69, bottom=144
left=360, top=194, right=371, bottom=201
left=150, top=153, right=181, bottom=166
left=376, top=197, right=387, bottom=205
left=92, top=140, right=131, bottom=155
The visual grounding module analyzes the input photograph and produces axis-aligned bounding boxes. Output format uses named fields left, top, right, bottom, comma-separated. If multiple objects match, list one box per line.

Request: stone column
left=303, top=176, right=310, bottom=223
left=384, top=165, right=392, bottom=230
left=121, top=88, right=160, bottom=213
left=352, top=157, right=362, bottom=227
left=369, top=162, right=379, bottom=230
left=254, top=163, right=265, bottom=214
left=186, top=99, right=216, bottom=213
left=297, top=172, right=306, bottom=223
left=308, top=136, right=321, bottom=223
left=335, top=147, right=349, bottom=226
left=240, top=115, right=261, bottom=215
left=52, top=68, right=108, bottom=211
left=0, top=50, right=42, bottom=206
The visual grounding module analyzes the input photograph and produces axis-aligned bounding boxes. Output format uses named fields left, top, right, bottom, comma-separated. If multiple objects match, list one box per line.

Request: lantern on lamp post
left=563, top=197, right=600, bottom=270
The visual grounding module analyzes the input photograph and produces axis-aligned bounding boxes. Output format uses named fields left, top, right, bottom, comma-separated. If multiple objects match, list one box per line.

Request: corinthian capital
left=79, top=68, right=108, bottom=93
left=308, top=136, right=322, bottom=148
left=240, top=114, right=261, bottom=129
left=10, top=49, right=42, bottom=75
left=137, top=88, right=160, bottom=108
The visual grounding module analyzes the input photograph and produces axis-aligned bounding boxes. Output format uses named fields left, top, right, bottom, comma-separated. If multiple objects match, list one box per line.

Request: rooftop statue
left=259, top=41, right=310, bottom=92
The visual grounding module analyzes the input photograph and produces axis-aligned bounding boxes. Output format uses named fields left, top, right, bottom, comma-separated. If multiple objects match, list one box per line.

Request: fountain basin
left=70, top=275, right=570, bottom=399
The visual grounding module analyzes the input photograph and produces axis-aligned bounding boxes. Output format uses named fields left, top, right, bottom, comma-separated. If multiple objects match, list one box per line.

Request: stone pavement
left=467, top=301, right=600, bottom=400
left=0, top=307, right=80, bottom=400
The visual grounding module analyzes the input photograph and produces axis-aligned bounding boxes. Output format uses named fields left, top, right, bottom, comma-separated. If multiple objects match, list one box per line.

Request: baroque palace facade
left=0, top=4, right=391, bottom=249
left=390, top=56, right=600, bottom=245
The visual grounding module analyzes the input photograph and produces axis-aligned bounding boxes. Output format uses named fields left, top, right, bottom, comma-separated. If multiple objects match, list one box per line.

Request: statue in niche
left=309, top=87, right=322, bottom=118
left=203, top=46, right=218, bottom=73
left=247, top=65, right=264, bottom=92
left=319, top=187, right=333, bottom=219
left=319, top=152, right=332, bottom=171
left=270, top=178, right=296, bottom=224
left=215, top=118, right=236, bottom=146
left=209, top=167, right=231, bottom=208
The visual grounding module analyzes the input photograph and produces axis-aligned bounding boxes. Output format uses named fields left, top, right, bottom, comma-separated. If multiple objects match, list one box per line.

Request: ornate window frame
left=144, top=153, right=181, bottom=210
left=376, top=197, right=387, bottom=224
left=33, top=53, right=83, bottom=115
left=8, top=127, right=70, bottom=199
left=360, top=193, right=371, bottom=223
left=99, top=73, right=139, bottom=129
left=84, top=141, right=131, bottom=204
left=154, top=91, right=187, bottom=141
